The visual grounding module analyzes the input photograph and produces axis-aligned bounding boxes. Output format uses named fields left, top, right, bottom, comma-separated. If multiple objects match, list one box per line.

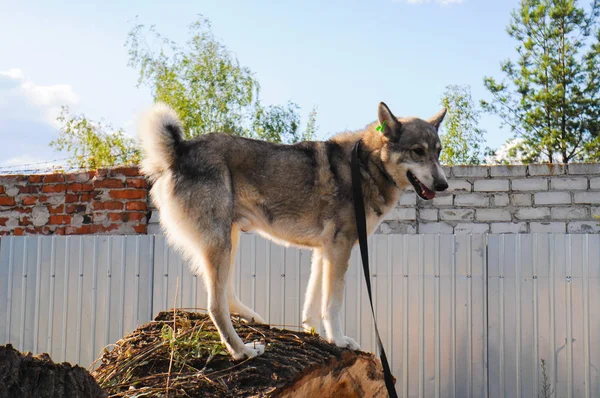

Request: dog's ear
left=428, top=108, right=447, bottom=131
left=377, top=102, right=401, bottom=140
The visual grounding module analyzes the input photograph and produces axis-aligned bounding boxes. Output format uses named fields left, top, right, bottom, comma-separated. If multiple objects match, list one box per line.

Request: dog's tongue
left=420, top=182, right=436, bottom=200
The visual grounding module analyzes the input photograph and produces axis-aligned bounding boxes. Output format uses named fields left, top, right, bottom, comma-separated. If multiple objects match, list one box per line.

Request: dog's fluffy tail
left=137, top=102, right=183, bottom=180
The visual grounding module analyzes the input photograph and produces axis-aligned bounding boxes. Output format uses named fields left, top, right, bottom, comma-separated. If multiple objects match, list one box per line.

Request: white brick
left=590, top=177, right=600, bottom=189
left=567, top=221, right=600, bottom=233
left=573, top=192, right=600, bottom=204
left=550, top=207, right=589, bottom=220
left=494, top=194, right=509, bottom=206
left=515, top=207, right=551, bottom=220
left=31, top=206, right=50, bottom=226
left=489, top=165, right=527, bottom=177
left=432, top=194, right=453, bottom=206
left=386, top=207, right=416, bottom=221
left=419, top=209, right=438, bottom=221
left=474, top=179, right=509, bottom=192
left=511, top=178, right=548, bottom=191
left=420, top=222, right=453, bottom=234
left=452, top=166, right=488, bottom=178
left=378, top=221, right=417, bottom=234
left=550, top=177, right=588, bottom=190
left=592, top=206, right=600, bottom=218
left=398, top=192, right=417, bottom=206
left=455, top=223, right=490, bottom=234
left=491, top=222, right=528, bottom=234
left=454, top=193, right=489, bottom=207
left=534, top=192, right=571, bottom=205
left=149, top=210, right=160, bottom=224
left=511, top=194, right=532, bottom=206
left=530, top=222, right=566, bottom=233
left=568, top=163, right=600, bottom=175
left=448, top=179, right=472, bottom=192
left=528, top=164, right=565, bottom=176
left=148, top=224, right=165, bottom=234
left=440, top=209, right=475, bottom=221
left=476, top=209, right=512, bottom=221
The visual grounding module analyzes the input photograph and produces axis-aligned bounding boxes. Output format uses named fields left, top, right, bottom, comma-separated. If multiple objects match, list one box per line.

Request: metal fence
left=0, top=234, right=598, bottom=397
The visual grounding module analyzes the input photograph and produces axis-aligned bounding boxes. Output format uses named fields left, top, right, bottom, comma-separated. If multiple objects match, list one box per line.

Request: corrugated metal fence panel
left=488, top=234, right=600, bottom=398
left=2, top=233, right=599, bottom=397
left=0, top=235, right=155, bottom=366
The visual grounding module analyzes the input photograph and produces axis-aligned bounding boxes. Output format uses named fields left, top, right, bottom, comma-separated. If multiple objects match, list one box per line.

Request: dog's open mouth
left=407, top=171, right=436, bottom=200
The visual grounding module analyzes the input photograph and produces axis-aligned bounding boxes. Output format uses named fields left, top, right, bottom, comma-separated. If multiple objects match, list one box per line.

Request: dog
left=138, top=101, right=449, bottom=360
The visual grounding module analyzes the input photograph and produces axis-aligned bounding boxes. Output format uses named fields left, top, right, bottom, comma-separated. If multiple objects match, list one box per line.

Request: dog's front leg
left=321, top=242, right=360, bottom=350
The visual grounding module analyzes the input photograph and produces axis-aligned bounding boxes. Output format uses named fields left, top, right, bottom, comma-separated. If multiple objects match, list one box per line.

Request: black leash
left=351, top=140, right=398, bottom=398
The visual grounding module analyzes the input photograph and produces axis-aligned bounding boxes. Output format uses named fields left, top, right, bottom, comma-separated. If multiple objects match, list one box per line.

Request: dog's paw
left=231, top=342, right=265, bottom=360
left=329, top=336, right=361, bottom=351
left=242, top=314, right=267, bottom=325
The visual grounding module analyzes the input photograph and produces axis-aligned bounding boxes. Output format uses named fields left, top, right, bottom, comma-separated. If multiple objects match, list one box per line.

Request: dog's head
left=376, top=102, right=449, bottom=200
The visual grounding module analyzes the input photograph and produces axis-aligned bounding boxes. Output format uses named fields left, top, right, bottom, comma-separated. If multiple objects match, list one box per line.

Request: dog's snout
left=435, top=181, right=449, bottom=192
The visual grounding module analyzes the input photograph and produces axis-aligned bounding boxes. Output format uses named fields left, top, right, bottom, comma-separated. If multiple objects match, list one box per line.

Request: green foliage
left=539, top=358, right=554, bottom=397
left=482, top=0, right=600, bottom=163
left=439, top=85, right=486, bottom=165
left=161, top=321, right=227, bottom=369
left=126, top=15, right=316, bottom=143
left=50, top=106, right=140, bottom=170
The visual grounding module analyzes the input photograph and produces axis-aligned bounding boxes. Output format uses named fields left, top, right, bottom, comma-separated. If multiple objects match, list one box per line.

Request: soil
left=92, top=309, right=386, bottom=397
left=0, top=344, right=106, bottom=398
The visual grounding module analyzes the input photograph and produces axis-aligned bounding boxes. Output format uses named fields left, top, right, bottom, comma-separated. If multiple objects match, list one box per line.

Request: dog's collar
left=353, top=140, right=397, bottom=188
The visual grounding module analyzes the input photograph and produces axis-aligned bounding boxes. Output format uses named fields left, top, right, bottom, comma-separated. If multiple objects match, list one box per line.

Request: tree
left=126, top=16, right=316, bottom=143
left=439, top=85, right=486, bottom=165
left=50, top=106, right=140, bottom=170
left=482, top=0, right=600, bottom=163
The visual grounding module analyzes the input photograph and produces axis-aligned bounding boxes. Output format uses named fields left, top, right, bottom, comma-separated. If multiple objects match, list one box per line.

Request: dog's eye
left=412, top=148, right=425, bottom=156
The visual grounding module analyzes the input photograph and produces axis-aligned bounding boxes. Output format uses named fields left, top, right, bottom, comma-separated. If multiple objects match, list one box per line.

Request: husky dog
left=138, top=102, right=448, bottom=360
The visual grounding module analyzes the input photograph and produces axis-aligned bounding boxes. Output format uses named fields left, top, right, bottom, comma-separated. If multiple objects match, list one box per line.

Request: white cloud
left=0, top=68, right=80, bottom=127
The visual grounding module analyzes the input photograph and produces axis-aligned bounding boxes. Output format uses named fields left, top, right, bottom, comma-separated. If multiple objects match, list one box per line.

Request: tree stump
left=93, top=310, right=392, bottom=397
left=0, top=344, right=106, bottom=398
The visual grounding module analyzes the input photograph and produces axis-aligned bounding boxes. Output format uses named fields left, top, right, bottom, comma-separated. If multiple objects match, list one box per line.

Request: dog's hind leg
left=321, top=242, right=360, bottom=350
left=302, top=248, right=323, bottom=333
left=202, top=233, right=265, bottom=360
left=227, top=225, right=266, bottom=324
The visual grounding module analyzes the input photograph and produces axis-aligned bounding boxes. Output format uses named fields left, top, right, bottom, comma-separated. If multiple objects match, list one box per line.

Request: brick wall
left=0, top=167, right=149, bottom=236
left=2, top=163, right=599, bottom=236
left=379, top=163, right=600, bottom=234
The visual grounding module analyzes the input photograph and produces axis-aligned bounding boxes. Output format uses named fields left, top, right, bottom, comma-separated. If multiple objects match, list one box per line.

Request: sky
left=0, top=0, right=521, bottom=171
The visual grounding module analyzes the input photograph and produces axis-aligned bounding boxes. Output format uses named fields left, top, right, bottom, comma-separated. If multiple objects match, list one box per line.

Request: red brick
left=107, top=212, right=124, bottom=222
left=28, top=175, right=43, bottom=183
left=41, top=184, right=66, bottom=193
left=49, top=205, right=64, bottom=214
left=0, top=175, right=26, bottom=183
left=43, top=174, right=65, bottom=183
left=0, top=186, right=4, bottom=194
left=126, top=201, right=148, bottom=211
left=68, top=183, right=94, bottom=192
left=0, top=217, right=7, bottom=226
left=19, top=185, right=39, bottom=194
left=133, top=224, right=147, bottom=234
left=126, top=212, right=147, bottom=222
left=109, top=189, right=146, bottom=200
left=94, top=178, right=124, bottom=189
left=126, top=178, right=148, bottom=189
left=90, top=224, right=120, bottom=234
left=65, top=194, right=79, bottom=203
left=48, top=215, right=71, bottom=225
left=66, top=225, right=92, bottom=235
left=96, top=169, right=110, bottom=178
left=21, top=196, right=37, bottom=205
left=66, top=171, right=95, bottom=182
left=93, top=201, right=123, bottom=211
left=0, top=231, right=10, bottom=236
left=21, top=217, right=32, bottom=226
left=66, top=204, right=87, bottom=214
left=54, top=227, right=66, bottom=235
left=14, top=207, right=32, bottom=214
left=14, top=228, right=24, bottom=236
left=0, top=197, right=16, bottom=206
left=111, top=166, right=140, bottom=177
left=80, top=192, right=99, bottom=202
